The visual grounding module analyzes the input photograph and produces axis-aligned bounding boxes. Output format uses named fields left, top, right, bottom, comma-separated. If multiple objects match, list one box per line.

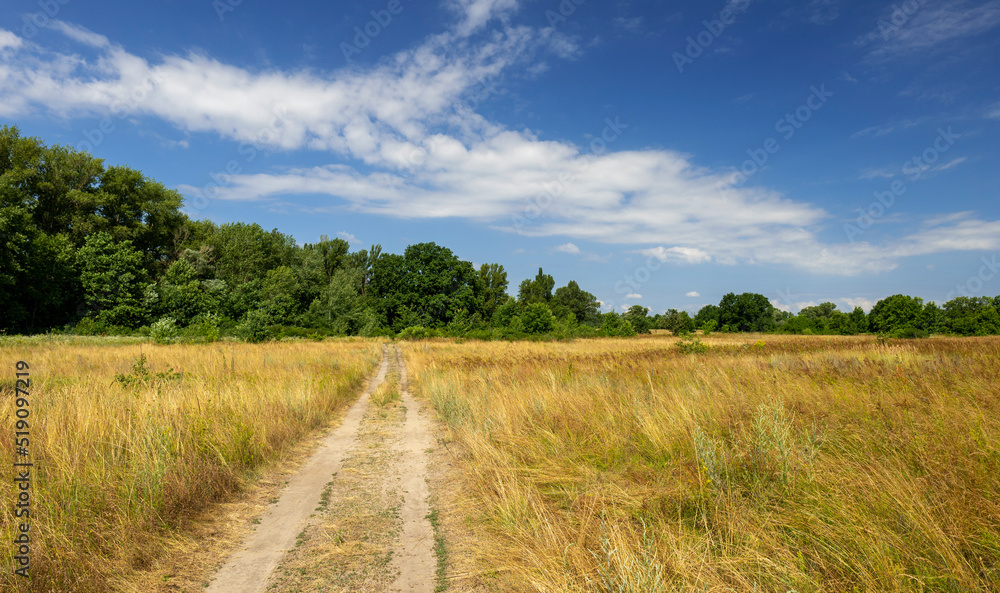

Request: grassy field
left=403, top=334, right=1000, bottom=592
left=0, top=337, right=381, bottom=592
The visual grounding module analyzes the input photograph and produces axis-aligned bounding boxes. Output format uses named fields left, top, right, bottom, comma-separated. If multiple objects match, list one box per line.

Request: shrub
left=398, top=326, right=441, bottom=340
left=599, top=313, right=637, bottom=337
left=150, top=317, right=178, bottom=344
left=677, top=335, right=708, bottom=354
left=238, top=309, right=272, bottom=343
left=185, top=313, right=222, bottom=343
left=520, top=303, right=556, bottom=335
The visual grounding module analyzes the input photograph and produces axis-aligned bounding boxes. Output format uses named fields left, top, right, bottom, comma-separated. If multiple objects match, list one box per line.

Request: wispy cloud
left=1, top=4, right=997, bottom=277
left=860, top=0, right=1000, bottom=61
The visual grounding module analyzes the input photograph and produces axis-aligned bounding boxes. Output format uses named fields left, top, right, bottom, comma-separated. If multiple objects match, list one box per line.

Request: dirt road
left=204, top=344, right=438, bottom=593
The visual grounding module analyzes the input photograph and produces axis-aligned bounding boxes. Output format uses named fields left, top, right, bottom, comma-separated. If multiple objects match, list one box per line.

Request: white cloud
left=840, top=297, right=876, bottom=312
left=448, top=0, right=519, bottom=36
left=50, top=21, right=110, bottom=48
left=626, top=293, right=642, bottom=299
left=3, top=12, right=998, bottom=278
left=337, top=231, right=360, bottom=245
left=0, top=30, right=23, bottom=51
left=770, top=299, right=792, bottom=313
left=685, top=291, right=700, bottom=297
left=554, top=242, right=581, bottom=254
left=860, top=0, right=1000, bottom=61
left=639, top=246, right=713, bottom=265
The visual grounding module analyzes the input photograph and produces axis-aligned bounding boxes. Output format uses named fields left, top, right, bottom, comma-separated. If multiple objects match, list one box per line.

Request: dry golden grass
left=0, top=336, right=381, bottom=592
left=402, top=335, right=1000, bottom=592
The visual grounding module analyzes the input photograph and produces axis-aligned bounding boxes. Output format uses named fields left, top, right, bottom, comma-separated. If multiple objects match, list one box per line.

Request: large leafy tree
left=477, top=263, right=509, bottom=321
left=718, top=292, right=776, bottom=332
left=868, top=294, right=924, bottom=334
left=78, top=232, right=147, bottom=327
left=369, top=242, right=478, bottom=330
left=551, top=280, right=599, bottom=324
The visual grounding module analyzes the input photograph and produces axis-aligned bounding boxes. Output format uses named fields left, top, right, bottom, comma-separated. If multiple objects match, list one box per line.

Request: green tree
left=623, top=305, right=651, bottom=334
left=519, top=302, right=555, bottom=334
left=518, top=267, right=555, bottom=305
left=477, top=263, right=509, bottom=320
left=659, top=309, right=695, bottom=335
left=551, top=280, right=599, bottom=325
left=718, top=292, right=776, bottom=332
left=599, top=311, right=637, bottom=337
left=303, top=267, right=363, bottom=334
left=868, top=294, right=924, bottom=334
left=694, top=304, right=720, bottom=329
left=368, top=242, right=477, bottom=331
left=77, top=232, right=147, bottom=327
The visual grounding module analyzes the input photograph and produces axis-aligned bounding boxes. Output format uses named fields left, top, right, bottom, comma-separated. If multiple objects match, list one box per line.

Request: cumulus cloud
left=337, top=230, right=360, bottom=245
left=626, top=293, right=642, bottom=299
left=840, top=297, right=876, bottom=312
left=685, top=291, right=700, bottom=297
left=554, top=242, right=581, bottom=254
left=0, top=30, right=23, bottom=50
left=0, top=2, right=997, bottom=277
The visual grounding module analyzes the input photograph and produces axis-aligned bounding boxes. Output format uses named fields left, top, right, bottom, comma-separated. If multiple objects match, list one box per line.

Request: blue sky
left=2, top=0, right=999, bottom=314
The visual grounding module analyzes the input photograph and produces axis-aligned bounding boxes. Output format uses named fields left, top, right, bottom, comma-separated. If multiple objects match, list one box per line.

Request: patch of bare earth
left=120, top=348, right=390, bottom=593
left=266, top=356, right=404, bottom=592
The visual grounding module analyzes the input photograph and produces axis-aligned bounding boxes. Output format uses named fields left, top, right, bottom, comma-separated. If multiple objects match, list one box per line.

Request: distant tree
left=623, top=305, right=651, bottom=334
left=518, top=267, right=555, bottom=305
left=599, top=311, right=637, bottom=337
left=303, top=267, right=363, bottom=334
left=368, top=242, right=477, bottom=331
left=694, top=304, right=720, bottom=329
left=660, top=309, right=695, bottom=335
left=868, top=294, right=924, bottom=334
left=942, top=297, right=1000, bottom=336
left=551, top=280, right=600, bottom=324
left=718, top=292, right=775, bottom=332
left=846, top=306, right=869, bottom=334
left=477, top=263, right=509, bottom=321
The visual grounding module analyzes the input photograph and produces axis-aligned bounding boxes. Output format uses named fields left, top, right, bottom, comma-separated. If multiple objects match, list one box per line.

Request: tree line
left=2, top=126, right=998, bottom=341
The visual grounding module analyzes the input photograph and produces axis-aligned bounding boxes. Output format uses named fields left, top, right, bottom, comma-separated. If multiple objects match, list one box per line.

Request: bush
left=150, top=317, right=178, bottom=344
left=520, top=303, right=556, bottom=335
left=599, top=313, right=637, bottom=337
left=891, top=326, right=929, bottom=339
left=397, top=326, right=441, bottom=340
left=238, top=309, right=272, bottom=343
left=184, top=313, right=222, bottom=343
left=677, top=335, right=709, bottom=354
left=701, top=320, right=717, bottom=336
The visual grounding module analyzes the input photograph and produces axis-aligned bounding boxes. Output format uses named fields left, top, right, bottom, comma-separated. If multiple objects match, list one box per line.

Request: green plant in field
left=150, top=317, right=178, bottom=344
left=677, top=335, right=708, bottom=354
left=587, top=518, right=666, bottom=593
left=751, top=401, right=794, bottom=485
left=114, top=353, right=181, bottom=388
left=426, top=508, right=449, bottom=592
left=693, top=425, right=722, bottom=488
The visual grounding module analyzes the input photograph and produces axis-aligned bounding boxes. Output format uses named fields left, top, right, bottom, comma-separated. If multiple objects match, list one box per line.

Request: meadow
left=0, top=337, right=381, bottom=592
left=403, top=334, right=1000, bottom=592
